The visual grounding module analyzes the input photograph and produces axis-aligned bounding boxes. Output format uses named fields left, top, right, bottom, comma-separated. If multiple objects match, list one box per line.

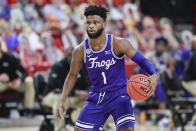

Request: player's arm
left=58, top=44, right=84, bottom=119
left=113, top=37, right=159, bottom=95
left=114, top=38, right=157, bottom=75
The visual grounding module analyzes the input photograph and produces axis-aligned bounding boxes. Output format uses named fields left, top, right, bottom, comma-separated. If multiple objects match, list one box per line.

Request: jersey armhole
left=111, top=35, right=124, bottom=59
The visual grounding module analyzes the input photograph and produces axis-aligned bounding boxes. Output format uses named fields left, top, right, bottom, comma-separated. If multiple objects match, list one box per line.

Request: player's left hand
left=148, top=74, right=159, bottom=97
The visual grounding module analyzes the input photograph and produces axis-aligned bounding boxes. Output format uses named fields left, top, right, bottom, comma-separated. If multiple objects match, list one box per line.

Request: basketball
left=127, top=74, right=151, bottom=101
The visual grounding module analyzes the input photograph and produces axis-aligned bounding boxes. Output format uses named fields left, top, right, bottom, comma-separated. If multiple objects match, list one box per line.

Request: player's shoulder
left=72, top=45, right=83, bottom=57
left=74, top=39, right=87, bottom=51
left=113, top=35, right=131, bottom=48
left=72, top=40, right=86, bottom=59
left=113, top=35, right=130, bottom=44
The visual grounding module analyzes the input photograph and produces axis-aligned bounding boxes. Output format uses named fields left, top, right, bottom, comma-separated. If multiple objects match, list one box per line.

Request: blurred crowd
left=0, top=0, right=196, bottom=130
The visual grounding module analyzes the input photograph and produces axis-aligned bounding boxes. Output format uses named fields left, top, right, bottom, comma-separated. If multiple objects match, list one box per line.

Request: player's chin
left=88, top=34, right=98, bottom=38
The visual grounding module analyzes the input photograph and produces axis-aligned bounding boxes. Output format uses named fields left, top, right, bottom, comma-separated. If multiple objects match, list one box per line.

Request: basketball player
left=58, top=5, right=158, bottom=131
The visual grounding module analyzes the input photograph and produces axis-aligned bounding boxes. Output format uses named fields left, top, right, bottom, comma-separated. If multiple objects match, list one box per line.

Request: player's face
left=86, top=15, right=105, bottom=38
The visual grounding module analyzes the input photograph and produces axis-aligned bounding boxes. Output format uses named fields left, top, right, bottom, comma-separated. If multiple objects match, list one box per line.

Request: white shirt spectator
left=20, top=26, right=44, bottom=51
left=122, top=2, right=140, bottom=22
left=62, top=30, right=78, bottom=50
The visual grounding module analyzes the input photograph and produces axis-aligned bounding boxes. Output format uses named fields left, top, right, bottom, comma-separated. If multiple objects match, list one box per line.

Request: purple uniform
left=84, top=34, right=127, bottom=92
left=75, top=34, right=135, bottom=131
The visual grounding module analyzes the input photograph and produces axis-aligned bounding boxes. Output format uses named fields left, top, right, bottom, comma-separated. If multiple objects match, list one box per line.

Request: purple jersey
left=83, top=34, right=127, bottom=92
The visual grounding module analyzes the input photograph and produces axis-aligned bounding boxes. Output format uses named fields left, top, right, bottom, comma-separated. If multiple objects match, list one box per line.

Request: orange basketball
left=127, top=74, right=151, bottom=101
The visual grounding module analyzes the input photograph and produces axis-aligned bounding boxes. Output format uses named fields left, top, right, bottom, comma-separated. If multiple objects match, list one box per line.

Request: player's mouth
left=88, top=30, right=96, bottom=33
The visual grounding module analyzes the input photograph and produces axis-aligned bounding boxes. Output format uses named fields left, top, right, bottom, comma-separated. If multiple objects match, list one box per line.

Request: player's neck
left=90, top=33, right=106, bottom=46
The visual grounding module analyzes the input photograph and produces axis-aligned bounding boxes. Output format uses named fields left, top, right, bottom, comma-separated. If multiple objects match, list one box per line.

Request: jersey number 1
left=101, top=72, right=107, bottom=84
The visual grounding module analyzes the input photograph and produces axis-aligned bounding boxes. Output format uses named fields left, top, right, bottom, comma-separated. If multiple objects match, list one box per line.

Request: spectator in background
left=33, top=0, right=49, bottom=18
left=69, top=0, right=88, bottom=32
left=110, top=2, right=123, bottom=21
left=123, top=19, right=147, bottom=51
left=44, top=13, right=78, bottom=58
left=0, top=44, right=35, bottom=116
left=62, top=27, right=78, bottom=56
left=0, top=0, right=11, bottom=20
left=1, top=20, right=19, bottom=55
left=42, top=0, right=71, bottom=29
left=122, top=0, right=141, bottom=23
left=40, top=32, right=64, bottom=65
left=18, top=34, right=49, bottom=76
left=159, top=18, right=179, bottom=51
left=0, top=37, right=8, bottom=52
left=147, top=37, right=169, bottom=109
left=45, top=13, right=68, bottom=51
left=181, top=30, right=193, bottom=49
left=159, top=54, right=186, bottom=109
left=9, top=2, right=26, bottom=31
left=22, top=1, right=45, bottom=34
left=175, top=30, right=193, bottom=78
left=42, top=49, right=89, bottom=131
left=182, top=36, right=196, bottom=96
left=141, top=16, right=161, bottom=50
left=20, top=26, right=44, bottom=52
left=147, top=37, right=169, bottom=73
left=108, top=19, right=122, bottom=36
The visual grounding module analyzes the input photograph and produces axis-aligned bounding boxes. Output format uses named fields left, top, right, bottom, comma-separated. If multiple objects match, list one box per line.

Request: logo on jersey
left=88, top=57, right=116, bottom=70
left=86, top=48, right=91, bottom=54
left=87, top=54, right=93, bottom=58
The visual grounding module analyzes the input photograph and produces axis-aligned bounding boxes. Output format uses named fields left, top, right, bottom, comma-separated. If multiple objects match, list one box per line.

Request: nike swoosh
left=87, top=55, right=92, bottom=58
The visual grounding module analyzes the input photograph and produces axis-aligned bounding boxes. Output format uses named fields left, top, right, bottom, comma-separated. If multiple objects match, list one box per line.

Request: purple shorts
left=75, top=88, right=135, bottom=131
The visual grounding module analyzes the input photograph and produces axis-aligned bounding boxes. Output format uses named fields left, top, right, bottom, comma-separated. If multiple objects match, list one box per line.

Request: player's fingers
left=57, top=108, right=61, bottom=117
left=59, top=107, right=65, bottom=120
left=148, top=89, right=153, bottom=97
left=147, top=86, right=152, bottom=96
left=148, top=90, right=153, bottom=97
left=148, top=85, right=155, bottom=97
left=149, top=89, right=155, bottom=96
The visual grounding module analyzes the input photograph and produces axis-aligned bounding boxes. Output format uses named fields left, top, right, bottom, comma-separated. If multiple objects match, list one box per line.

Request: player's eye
left=94, top=21, right=100, bottom=24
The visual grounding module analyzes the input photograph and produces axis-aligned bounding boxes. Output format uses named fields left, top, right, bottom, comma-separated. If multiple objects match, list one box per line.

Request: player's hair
left=84, top=5, right=109, bottom=21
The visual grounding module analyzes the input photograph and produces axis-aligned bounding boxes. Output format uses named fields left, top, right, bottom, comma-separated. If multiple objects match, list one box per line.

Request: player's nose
left=88, top=27, right=96, bottom=32
left=89, top=23, right=96, bottom=28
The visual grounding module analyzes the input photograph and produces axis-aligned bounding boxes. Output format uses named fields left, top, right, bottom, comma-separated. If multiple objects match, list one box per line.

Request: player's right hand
left=58, top=100, right=65, bottom=120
